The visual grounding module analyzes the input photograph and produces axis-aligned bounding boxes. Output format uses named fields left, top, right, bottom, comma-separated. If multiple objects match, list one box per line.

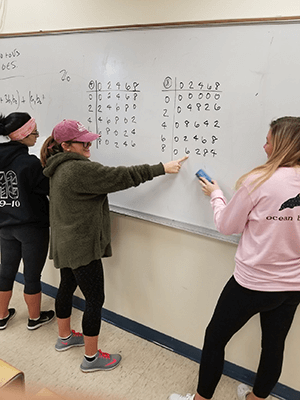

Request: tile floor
left=0, top=282, right=276, bottom=400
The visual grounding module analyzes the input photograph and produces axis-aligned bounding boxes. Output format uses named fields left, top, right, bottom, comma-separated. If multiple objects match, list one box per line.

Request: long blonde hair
left=236, top=116, right=300, bottom=190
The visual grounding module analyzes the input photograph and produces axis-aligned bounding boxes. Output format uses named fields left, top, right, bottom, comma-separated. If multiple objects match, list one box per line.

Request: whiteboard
left=1, top=21, right=300, bottom=243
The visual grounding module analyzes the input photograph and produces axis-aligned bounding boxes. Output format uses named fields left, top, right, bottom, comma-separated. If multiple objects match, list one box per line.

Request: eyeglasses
left=73, top=141, right=91, bottom=148
left=30, top=130, right=39, bottom=137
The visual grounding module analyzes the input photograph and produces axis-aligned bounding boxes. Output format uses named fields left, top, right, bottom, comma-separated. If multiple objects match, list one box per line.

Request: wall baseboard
left=16, top=273, right=298, bottom=400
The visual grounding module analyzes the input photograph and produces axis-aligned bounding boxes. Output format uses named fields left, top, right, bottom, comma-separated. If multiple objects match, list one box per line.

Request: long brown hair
left=40, top=136, right=64, bottom=167
left=236, top=116, right=300, bottom=190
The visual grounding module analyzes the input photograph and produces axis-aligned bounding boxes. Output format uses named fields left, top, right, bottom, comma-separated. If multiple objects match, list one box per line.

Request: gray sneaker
left=80, top=350, right=121, bottom=372
left=55, top=330, right=85, bottom=352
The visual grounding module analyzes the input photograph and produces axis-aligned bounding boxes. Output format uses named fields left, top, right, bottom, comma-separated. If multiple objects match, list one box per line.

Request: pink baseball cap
left=52, top=119, right=99, bottom=143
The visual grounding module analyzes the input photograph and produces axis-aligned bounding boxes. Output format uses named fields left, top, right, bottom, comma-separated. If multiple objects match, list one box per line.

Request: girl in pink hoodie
left=170, top=117, right=300, bottom=400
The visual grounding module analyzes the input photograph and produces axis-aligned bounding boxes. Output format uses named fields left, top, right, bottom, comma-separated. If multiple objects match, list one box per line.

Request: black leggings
left=55, top=259, right=105, bottom=337
left=197, top=276, right=300, bottom=399
left=0, top=225, right=49, bottom=294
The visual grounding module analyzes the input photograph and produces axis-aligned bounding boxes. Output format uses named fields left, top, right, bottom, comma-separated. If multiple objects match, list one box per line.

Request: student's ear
left=61, top=142, right=70, bottom=152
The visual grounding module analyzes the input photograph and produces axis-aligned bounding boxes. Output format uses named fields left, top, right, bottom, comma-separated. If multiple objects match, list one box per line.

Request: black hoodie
left=0, top=141, right=49, bottom=228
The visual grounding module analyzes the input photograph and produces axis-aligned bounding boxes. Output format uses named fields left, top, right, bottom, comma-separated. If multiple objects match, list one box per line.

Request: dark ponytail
left=0, top=114, right=6, bottom=136
left=0, top=112, right=31, bottom=137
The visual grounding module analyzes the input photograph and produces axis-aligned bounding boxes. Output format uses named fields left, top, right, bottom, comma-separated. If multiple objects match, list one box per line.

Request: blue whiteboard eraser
left=196, top=169, right=213, bottom=183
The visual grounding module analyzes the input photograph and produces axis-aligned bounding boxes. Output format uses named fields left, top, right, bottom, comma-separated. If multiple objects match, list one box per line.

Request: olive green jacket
left=43, top=152, right=165, bottom=269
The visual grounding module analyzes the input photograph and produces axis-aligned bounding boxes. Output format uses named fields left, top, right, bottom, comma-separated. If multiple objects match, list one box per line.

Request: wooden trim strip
left=1, top=15, right=300, bottom=38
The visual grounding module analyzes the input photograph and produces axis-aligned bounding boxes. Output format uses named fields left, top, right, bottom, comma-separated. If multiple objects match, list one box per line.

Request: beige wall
left=2, top=0, right=300, bottom=391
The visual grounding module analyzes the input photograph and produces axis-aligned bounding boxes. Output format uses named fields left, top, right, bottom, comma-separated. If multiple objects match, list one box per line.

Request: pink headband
left=9, top=118, right=36, bottom=141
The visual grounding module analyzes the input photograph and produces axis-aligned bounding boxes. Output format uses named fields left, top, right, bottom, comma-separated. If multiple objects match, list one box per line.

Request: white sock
left=84, top=352, right=97, bottom=362
left=29, top=316, right=40, bottom=321
left=59, top=333, right=72, bottom=340
left=0, top=313, right=9, bottom=320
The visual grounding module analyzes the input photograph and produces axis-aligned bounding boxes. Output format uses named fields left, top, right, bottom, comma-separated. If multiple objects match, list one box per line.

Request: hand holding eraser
left=195, top=169, right=213, bottom=183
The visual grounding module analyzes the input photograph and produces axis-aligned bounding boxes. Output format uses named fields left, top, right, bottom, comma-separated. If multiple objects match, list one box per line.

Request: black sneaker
left=0, top=308, right=16, bottom=330
left=27, top=310, right=55, bottom=330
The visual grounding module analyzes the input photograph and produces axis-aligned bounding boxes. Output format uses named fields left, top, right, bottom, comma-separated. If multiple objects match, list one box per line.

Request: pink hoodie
left=210, top=167, right=300, bottom=291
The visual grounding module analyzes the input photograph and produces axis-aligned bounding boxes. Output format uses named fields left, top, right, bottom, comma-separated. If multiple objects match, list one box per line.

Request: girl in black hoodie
left=0, top=112, right=54, bottom=330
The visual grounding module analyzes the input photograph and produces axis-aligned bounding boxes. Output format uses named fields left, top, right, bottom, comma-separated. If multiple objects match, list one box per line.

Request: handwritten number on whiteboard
left=60, top=69, right=71, bottom=82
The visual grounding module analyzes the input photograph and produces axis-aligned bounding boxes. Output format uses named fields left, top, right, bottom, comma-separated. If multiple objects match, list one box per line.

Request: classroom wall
left=2, top=0, right=300, bottom=392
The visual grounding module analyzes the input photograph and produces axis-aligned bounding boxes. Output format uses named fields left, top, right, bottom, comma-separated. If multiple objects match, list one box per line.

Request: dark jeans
left=0, top=225, right=49, bottom=294
left=55, top=259, right=105, bottom=337
left=197, top=276, right=300, bottom=399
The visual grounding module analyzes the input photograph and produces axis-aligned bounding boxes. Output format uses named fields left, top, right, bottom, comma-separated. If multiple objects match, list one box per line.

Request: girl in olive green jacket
left=41, top=119, right=187, bottom=373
